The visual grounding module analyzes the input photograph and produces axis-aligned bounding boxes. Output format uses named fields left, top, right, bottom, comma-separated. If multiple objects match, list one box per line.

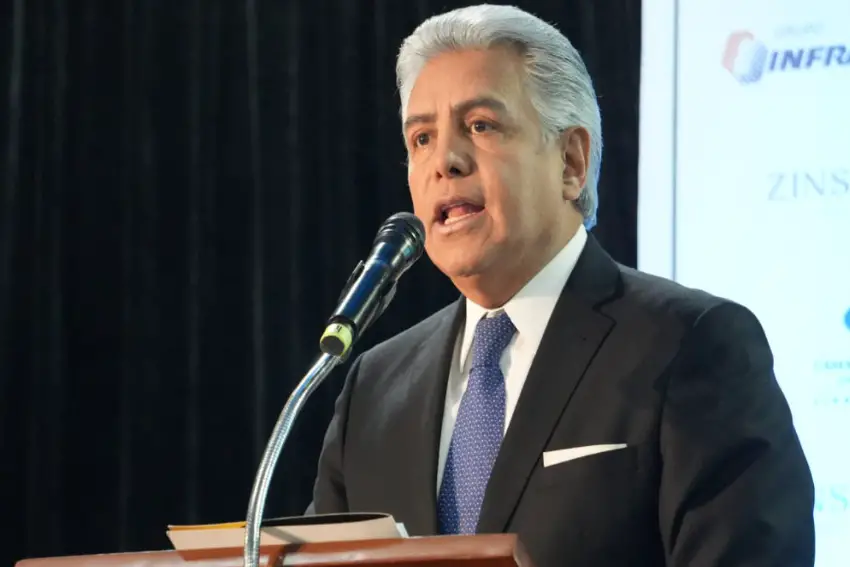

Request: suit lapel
left=477, top=234, right=621, bottom=534
left=387, top=298, right=464, bottom=536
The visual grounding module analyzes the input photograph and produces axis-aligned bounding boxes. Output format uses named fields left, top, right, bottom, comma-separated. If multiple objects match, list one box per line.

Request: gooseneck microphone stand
left=242, top=352, right=341, bottom=567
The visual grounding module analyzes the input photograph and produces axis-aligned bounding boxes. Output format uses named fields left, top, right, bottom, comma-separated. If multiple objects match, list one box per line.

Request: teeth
left=444, top=211, right=477, bottom=225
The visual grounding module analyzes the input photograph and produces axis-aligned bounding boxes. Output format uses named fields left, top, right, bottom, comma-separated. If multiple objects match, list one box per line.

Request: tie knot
left=470, top=311, right=515, bottom=369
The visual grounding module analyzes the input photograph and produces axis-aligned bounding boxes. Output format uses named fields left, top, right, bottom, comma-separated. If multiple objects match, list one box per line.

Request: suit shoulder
left=359, top=300, right=458, bottom=364
left=615, top=265, right=746, bottom=328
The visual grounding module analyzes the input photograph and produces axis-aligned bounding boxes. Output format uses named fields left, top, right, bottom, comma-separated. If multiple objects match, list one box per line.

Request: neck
left=452, top=219, right=582, bottom=309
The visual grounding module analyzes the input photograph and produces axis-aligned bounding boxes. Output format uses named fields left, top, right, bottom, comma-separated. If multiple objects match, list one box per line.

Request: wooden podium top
left=15, top=534, right=534, bottom=567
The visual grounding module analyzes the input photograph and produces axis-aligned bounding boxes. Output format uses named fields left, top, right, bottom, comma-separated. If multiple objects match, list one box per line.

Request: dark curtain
left=0, top=0, right=639, bottom=564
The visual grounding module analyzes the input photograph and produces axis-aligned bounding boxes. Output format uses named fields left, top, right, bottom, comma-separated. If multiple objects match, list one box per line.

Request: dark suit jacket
left=308, top=234, right=815, bottom=567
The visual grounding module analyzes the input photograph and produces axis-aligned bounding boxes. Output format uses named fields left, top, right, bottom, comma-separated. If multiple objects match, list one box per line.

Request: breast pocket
left=533, top=443, right=641, bottom=490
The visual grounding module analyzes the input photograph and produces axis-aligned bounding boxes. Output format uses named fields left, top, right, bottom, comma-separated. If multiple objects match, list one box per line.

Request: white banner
left=639, top=1, right=850, bottom=564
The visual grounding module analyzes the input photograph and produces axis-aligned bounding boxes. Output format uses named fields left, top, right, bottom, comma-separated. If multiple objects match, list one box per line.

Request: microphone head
left=374, top=212, right=426, bottom=270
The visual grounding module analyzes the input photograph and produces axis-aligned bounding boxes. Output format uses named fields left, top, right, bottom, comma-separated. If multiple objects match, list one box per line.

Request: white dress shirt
left=436, top=224, right=589, bottom=492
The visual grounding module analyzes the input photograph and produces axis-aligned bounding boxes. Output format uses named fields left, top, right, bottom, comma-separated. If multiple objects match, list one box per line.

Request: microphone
left=320, top=211, right=426, bottom=359
left=242, top=212, right=425, bottom=567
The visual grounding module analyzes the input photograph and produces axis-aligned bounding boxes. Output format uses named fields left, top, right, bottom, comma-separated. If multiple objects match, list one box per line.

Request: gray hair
left=396, top=4, right=602, bottom=229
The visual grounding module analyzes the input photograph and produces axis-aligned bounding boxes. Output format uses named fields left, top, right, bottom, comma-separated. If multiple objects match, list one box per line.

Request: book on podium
left=166, top=512, right=409, bottom=549
left=14, top=512, right=536, bottom=567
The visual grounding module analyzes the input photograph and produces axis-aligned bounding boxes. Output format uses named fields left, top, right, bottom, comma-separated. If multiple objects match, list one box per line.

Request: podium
left=15, top=534, right=534, bottom=567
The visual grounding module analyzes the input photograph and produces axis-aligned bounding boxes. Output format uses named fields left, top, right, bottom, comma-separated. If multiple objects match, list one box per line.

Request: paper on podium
left=166, top=513, right=408, bottom=551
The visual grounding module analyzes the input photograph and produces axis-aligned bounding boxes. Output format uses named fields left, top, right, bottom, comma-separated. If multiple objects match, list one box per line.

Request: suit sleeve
left=304, top=354, right=362, bottom=515
left=658, top=302, right=815, bottom=567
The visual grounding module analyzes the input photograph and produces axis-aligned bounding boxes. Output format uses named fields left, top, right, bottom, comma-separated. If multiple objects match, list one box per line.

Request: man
left=308, top=5, right=815, bottom=567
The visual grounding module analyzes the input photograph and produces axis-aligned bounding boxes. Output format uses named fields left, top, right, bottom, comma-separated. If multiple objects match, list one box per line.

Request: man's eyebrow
left=402, top=96, right=509, bottom=132
left=402, top=112, right=435, bottom=132
left=454, top=96, right=508, bottom=117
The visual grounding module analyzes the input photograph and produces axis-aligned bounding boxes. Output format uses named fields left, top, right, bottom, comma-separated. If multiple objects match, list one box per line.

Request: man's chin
left=431, top=255, right=490, bottom=281
left=426, top=240, right=503, bottom=280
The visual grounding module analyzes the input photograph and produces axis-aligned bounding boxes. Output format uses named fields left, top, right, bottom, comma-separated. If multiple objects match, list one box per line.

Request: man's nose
left=435, top=135, right=472, bottom=179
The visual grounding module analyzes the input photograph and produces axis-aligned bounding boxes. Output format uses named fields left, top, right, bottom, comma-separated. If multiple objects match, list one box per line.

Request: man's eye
left=470, top=120, right=494, bottom=133
left=414, top=133, right=430, bottom=147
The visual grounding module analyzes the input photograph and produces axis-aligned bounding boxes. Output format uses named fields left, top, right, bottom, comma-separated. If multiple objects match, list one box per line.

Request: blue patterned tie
left=438, top=311, right=516, bottom=534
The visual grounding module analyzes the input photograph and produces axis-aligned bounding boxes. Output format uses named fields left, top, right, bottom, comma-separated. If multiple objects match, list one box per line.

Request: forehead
left=405, top=47, right=528, bottom=117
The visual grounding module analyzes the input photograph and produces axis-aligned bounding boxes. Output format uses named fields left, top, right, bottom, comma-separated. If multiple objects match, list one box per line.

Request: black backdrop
left=0, top=0, right=639, bottom=564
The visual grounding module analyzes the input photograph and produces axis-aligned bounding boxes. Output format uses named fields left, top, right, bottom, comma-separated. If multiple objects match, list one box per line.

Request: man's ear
left=560, top=126, right=591, bottom=201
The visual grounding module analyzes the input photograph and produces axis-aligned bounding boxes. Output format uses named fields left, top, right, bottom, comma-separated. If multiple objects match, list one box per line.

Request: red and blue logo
left=722, top=30, right=850, bottom=84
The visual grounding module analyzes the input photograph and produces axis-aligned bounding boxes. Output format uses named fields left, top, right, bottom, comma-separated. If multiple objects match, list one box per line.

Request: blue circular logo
left=845, top=308, right=850, bottom=330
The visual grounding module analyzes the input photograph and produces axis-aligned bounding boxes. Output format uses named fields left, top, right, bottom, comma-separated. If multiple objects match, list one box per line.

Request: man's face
left=404, top=46, right=586, bottom=285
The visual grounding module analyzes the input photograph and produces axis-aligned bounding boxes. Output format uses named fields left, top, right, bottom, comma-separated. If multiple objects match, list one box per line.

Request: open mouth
left=437, top=200, right=485, bottom=226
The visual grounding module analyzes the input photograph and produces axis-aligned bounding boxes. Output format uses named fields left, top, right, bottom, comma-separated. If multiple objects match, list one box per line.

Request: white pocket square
left=542, top=444, right=628, bottom=467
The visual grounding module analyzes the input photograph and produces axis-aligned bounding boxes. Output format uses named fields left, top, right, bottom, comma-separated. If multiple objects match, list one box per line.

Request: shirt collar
left=458, top=224, right=588, bottom=370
